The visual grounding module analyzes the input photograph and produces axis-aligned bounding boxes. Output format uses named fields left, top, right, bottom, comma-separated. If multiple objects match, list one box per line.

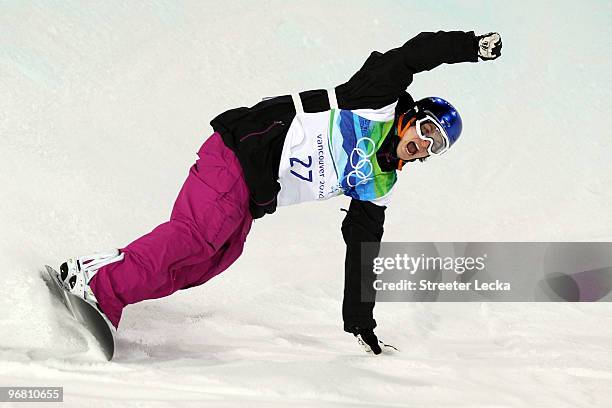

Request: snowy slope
left=1, top=1, right=612, bottom=406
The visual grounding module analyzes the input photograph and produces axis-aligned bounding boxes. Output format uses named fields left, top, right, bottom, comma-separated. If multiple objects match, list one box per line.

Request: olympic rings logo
left=346, top=137, right=376, bottom=187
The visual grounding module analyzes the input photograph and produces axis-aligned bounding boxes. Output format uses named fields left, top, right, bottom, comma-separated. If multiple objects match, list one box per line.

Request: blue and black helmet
left=409, top=96, right=463, bottom=149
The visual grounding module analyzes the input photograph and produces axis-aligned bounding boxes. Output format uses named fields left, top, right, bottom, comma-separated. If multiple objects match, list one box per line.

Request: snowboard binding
left=58, top=249, right=124, bottom=305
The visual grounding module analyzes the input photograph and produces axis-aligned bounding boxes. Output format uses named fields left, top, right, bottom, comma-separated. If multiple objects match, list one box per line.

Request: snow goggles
left=397, top=112, right=451, bottom=156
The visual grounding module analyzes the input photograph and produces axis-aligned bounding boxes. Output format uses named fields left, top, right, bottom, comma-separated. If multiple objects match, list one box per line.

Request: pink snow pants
left=89, top=132, right=253, bottom=328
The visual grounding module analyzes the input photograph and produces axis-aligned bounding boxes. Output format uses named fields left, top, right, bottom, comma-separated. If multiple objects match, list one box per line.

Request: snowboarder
left=54, top=31, right=502, bottom=355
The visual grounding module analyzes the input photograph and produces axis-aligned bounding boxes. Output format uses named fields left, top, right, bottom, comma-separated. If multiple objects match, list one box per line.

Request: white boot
left=59, top=249, right=124, bottom=305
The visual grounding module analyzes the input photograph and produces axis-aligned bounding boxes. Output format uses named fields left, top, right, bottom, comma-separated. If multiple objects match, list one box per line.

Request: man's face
left=396, top=123, right=432, bottom=161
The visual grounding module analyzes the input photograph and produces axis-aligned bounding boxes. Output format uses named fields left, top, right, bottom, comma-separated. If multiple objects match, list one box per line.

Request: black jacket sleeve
left=336, top=31, right=479, bottom=110
left=341, top=199, right=386, bottom=333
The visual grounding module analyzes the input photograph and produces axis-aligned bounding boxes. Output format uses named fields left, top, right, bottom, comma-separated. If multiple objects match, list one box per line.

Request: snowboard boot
left=58, top=249, right=124, bottom=308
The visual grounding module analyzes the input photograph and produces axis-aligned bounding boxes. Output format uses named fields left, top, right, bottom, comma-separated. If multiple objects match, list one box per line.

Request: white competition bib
left=278, top=103, right=398, bottom=206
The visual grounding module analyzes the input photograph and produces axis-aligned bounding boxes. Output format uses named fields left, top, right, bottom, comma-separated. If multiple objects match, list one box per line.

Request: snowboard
left=43, top=265, right=115, bottom=360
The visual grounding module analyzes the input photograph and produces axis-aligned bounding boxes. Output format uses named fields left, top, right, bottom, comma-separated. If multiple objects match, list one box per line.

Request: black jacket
left=210, top=31, right=480, bottom=331
left=341, top=199, right=386, bottom=332
left=211, top=30, right=479, bottom=219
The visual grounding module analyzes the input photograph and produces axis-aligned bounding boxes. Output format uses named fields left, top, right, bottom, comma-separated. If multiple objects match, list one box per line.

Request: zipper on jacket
left=239, top=121, right=284, bottom=142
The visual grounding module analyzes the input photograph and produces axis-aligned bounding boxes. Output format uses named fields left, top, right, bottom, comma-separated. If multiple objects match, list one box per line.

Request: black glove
left=351, top=327, right=383, bottom=355
left=476, top=32, right=502, bottom=60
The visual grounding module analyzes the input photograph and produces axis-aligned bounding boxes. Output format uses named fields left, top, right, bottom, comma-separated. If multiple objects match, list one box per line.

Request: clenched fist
left=477, top=32, right=502, bottom=60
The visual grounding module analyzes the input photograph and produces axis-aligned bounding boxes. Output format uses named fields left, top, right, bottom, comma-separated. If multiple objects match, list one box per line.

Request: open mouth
left=406, top=141, right=419, bottom=155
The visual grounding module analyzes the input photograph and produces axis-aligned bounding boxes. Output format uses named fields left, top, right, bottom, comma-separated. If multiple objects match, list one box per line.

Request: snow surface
left=1, top=1, right=612, bottom=406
